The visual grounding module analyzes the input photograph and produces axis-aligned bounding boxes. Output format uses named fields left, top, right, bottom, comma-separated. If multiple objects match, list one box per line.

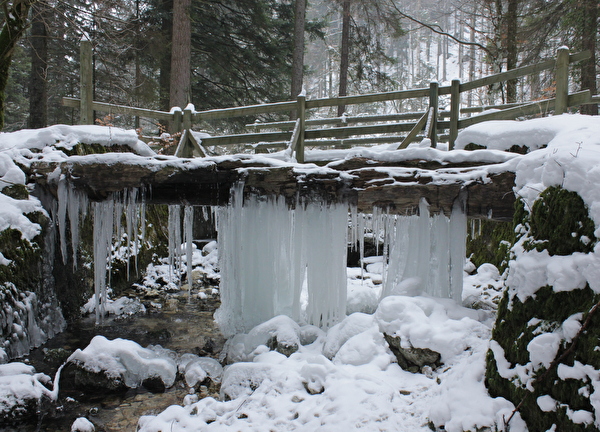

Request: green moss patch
left=529, top=186, right=596, bottom=255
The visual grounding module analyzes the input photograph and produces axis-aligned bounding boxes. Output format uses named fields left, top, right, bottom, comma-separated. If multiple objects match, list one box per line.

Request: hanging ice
left=378, top=197, right=467, bottom=302
left=215, top=185, right=348, bottom=337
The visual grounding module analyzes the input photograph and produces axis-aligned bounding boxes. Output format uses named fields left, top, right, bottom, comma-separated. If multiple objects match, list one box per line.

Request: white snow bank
left=0, top=124, right=154, bottom=156
left=0, top=362, right=55, bottom=416
left=375, top=295, right=489, bottom=362
left=67, top=336, right=177, bottom=389
left=139, top=295, right=512, bottom=432
left=454, top=114, right=600, bottom=152
left=81, top=295, right=146, bottom=317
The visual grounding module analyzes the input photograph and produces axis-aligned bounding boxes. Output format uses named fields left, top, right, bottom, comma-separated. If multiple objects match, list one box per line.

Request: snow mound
left=67, top=336, right=177, bottom=389
left=0, top=124, right=154, bottom=156
left=0, top=362, right=55, bottom=418
left=374, top=295, right=488, bottom=362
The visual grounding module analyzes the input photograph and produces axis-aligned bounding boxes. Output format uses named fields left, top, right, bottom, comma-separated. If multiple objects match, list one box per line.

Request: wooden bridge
left=48, top=47, right=600, bottom=220
left=63, top=45, right=595, bottom=164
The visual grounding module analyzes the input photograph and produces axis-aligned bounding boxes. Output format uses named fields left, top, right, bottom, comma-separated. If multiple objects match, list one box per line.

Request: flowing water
left=8, top=287, right=225, bottom=432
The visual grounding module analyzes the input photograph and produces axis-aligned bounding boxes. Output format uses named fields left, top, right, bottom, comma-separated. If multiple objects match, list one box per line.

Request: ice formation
left=215, top=184, right=349, bottom=336
left=351, top=198, right=467, bottom=303
left=53, top=175, right=467, bottom=332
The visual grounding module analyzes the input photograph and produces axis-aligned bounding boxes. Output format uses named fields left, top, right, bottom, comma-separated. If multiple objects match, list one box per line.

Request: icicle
left=215, top=186, right=347, bottom=336
left=449, top=196, right=467, bottom=303
left=184, top=205, right=194, bottom=295
left=57, top=178, right=68, bottom=263
left=67, top=183, right=88, bottom=269
left=93, top=200, right=114, bottom=325
left=358, top=212, right=365, bottom=279
left=168, top=205, right=182, bottom=286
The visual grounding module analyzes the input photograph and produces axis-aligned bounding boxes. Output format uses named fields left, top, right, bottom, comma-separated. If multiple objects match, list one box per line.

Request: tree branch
left=390, top=2, right=493, bottom=57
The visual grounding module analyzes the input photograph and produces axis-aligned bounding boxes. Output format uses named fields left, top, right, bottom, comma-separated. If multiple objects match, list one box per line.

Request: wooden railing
left=64, top=44, right=595, bottom=163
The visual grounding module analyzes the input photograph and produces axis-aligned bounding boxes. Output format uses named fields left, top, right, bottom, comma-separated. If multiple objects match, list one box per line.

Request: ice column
left=379, top=197, right=467, bottom=301
left=56, top=178, right=89, bottom=267
left=216, top=187, right=348, bottom=337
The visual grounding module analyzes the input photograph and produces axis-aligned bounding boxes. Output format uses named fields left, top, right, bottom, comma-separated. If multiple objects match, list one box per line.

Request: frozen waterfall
left=215, top=184, right=348, bottom=337
left=53, top=180, right=467, bottom=332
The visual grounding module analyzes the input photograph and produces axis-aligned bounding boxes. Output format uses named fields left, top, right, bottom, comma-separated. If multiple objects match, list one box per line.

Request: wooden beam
left=30, top=158, right=516, bottom=220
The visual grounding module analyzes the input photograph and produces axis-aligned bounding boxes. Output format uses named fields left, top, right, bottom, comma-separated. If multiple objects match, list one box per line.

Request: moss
left=463, top=143, right=486, bottom=151
left=485, top=186, right=600, bottom=431
left=487, top=286, right=600, bottom=431
left=467, top=219, right=514, bottom=273
left=2, top=184, right=29, bottom=200
left=529, top=186, right=596, bottom=256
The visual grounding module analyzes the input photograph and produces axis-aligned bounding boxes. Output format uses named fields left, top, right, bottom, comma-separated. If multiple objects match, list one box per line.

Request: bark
left=28, top=1, right=47, bottom=129
left=505, top=0, right=518, bottom=103
left=0, top=0, right=35, bottom=130
left=169, top=0, right=191, bottom=110
left=580, top=0, right=598, bottom=115
left=338, top=0, right=350, bottom=117
left=290, top=0, right=306, bottom=100
left=158, top=0, right=173, bottom=130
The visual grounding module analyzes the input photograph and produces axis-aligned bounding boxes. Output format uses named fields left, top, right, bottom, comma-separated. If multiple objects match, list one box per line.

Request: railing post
left=80, top=39, right=94, bottom=125
left=429, top=82, right=439, bottom=148
left=296, top=93, right=306, bottom=163
left=555, top=47, right=570, bottom=115
left=172, top=109, right=182, bottom=134
left=449, top=79, right=460, bottom=150
left=183, top=105, right=193, bottom=130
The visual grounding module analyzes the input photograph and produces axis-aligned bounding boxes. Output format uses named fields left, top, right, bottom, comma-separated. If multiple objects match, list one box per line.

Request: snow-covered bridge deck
left=30, top=150, right=517, bottom=220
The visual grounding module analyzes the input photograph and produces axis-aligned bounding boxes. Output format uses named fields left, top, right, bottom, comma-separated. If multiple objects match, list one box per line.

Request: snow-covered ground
left=2, top=114, right=600, bottom=430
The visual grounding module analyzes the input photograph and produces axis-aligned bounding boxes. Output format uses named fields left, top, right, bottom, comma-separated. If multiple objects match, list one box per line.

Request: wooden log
left=30, top=157, right=516, bottom=220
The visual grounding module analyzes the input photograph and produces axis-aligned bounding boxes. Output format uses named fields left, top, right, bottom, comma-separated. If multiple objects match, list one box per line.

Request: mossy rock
left=529, top=186, right=596, bottom=255
left=486, top=286, right=600, bottom=431
left=486, top=187, right=600, bottom=431
left=2, top=184, right=29, bottom=200
left=463, top=143, right=486, bottom=151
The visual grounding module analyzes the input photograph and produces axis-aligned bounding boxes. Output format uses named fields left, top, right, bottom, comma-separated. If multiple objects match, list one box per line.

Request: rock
left=142, top=376, right=166, bottom=393
left=383, top=333, right=441, bottom=371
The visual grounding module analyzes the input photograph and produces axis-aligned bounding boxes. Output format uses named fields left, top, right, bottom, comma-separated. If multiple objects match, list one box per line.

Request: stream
left=8, top=285, right=225, bottom=432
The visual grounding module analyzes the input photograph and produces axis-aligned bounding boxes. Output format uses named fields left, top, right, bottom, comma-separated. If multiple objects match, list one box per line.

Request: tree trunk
left=169, top=0, right=191, bottom=111
left=290, top=0, right=306, bottom=100
left=338, top=0, right=350, bottom=117
left=159, top=0, right=173, bottom=131
left=505, top=0, right=518, bottom=103
left=580, top=0, right=598, bottom=115
left=0, top=0, right=35, bottom=130
left=29, top=2, right=48, bottom=129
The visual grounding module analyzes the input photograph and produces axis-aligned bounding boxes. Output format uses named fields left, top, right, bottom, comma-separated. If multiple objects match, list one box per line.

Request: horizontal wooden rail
left=62, top=97, right=173, bottom=121
left=193, top=100, right=297, bottom=121
left=201, top=130, right=292, bottom=146
left=460, top=51, right=590, bottom=93
left=305, top=88, right=429, bottom=109
left=246, top=112, right=428, bottom=131
left=458, top=90, right=591, bottom=128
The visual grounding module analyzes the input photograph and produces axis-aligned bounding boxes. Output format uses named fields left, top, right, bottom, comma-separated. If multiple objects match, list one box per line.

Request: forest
left=0, top=0, right=597, bottom=133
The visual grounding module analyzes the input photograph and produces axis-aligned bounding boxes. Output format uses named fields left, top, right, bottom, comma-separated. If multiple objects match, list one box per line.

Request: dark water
left=4, top=288, right=224, bottom=432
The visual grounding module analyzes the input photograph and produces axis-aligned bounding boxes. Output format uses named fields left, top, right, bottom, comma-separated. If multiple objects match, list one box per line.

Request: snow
left=71, top=417, right=95, bottom=432
left=67, top=336, right=177, bottom=389
left=3, top=115, right=600, bottom=429
left=0, top=362, right=55, bottom=416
